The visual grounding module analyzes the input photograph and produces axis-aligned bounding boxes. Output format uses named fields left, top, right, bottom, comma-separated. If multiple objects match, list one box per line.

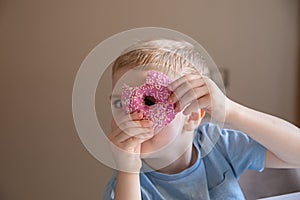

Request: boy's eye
left=112, top=99, right=122, bottom=109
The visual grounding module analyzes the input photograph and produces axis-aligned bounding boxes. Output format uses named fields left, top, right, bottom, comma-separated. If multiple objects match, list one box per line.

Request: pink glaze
left=121, top=70, right=178, bottom=129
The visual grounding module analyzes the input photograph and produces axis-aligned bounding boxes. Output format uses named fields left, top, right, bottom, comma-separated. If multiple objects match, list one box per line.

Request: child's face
left=111, top=67, right=187, bottom=156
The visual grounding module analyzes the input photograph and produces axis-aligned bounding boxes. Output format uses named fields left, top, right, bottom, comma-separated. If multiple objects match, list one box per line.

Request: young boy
left=104, top=39, right=300, bottom=200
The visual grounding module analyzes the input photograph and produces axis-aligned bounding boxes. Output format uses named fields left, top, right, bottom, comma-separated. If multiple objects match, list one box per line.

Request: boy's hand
left=109, top=111, right=154, bottom=173
left=167, top=74, right=230, bottom=123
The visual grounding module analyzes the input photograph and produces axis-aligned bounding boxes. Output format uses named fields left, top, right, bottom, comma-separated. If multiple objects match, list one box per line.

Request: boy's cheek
left=153, top=115, right=185, bottom=140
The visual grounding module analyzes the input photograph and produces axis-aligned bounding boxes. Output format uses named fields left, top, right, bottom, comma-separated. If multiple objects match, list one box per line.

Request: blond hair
left=112, top=39, right=210, bottom=80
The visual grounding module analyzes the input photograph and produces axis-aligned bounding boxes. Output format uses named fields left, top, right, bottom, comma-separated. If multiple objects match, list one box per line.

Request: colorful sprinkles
left=121, top=70, right=178, bottom=129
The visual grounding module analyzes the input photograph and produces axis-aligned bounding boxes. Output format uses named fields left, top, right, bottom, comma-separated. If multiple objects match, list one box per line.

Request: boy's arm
left=167, top=74, right=300, bottom=168
left=108, top=111, right=153, bottom=199
left=227, top=100, right=300, bottom=168
left=115, top=172, right=141, bottom=200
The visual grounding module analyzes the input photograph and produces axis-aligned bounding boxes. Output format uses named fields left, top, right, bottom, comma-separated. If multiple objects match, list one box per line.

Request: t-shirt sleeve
left=103, top=185, right=114, bottom=200
left=214, top=124, right=266, bottom=178
left=103, top=174, right=116, bottom=200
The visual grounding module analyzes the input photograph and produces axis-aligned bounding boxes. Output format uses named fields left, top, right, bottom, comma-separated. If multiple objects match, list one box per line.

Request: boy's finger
left=122, top=136, right=152, bottom=152
left=108, top=127, right=122, bottom=141
left=175, top=86, right=209, bottom=112
left=136, top=132, right=154, bottom=140
left=168, top=78, right=205, bottom=103
left=116, top=111, right=143, bottom=125
left=182, top=95, right=210, bottom=115
left=112, top=132, right=132, bottom=144
left=118, top=120, right=153, bottom=133
left=167, top=74, right=200, bottom=91
left=110, top=126, right=153, bottom=144
left=120, top=119, right=153, bottom=129
left=109, top=120, right=151, bottom=140
left=122, top=127, right=154, bottom=138
left=114, top=128, right=153, bottom=143
left=130, top=111, right=144, bottom=120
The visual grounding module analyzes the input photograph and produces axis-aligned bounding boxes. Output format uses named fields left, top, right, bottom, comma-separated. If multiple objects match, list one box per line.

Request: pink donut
left=121, top=70, right=178, bottom=129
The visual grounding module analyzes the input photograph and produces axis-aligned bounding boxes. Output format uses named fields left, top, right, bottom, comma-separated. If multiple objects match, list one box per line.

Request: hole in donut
left=144, top=96, right=156, bottom=106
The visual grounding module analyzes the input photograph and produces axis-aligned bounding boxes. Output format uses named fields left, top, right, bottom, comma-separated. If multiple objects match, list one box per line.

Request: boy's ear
left=183, top=109, right=206, bottom=131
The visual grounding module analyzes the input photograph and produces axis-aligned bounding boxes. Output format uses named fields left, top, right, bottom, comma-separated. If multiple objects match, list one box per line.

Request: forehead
left=112, top=68, right=148, bottom=95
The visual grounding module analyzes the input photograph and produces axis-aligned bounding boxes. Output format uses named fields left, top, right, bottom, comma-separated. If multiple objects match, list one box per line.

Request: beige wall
left=1, top=0, right=299, bottom=199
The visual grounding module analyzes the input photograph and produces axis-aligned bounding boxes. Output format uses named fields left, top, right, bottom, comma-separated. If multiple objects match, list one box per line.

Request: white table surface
left=258, top=192, right=300, bottom=200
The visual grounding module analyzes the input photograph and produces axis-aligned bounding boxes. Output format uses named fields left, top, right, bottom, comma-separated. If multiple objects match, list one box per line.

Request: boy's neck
left=155, top=143, right=197, bottom=174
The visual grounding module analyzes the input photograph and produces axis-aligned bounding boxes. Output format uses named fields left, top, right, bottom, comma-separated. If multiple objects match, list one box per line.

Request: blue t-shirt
left=103, top=123, right=266, bottom=200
